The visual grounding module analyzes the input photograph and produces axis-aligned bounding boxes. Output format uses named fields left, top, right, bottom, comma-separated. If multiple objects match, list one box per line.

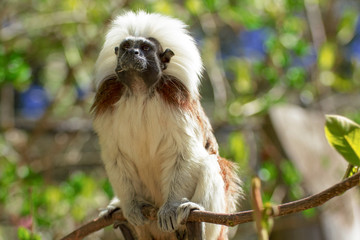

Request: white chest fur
left=93, top=93, right=197, bottom=205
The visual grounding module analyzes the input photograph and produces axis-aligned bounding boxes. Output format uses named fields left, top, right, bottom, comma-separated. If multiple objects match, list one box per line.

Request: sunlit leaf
left=337, top=9, right=358, bottom=44
left=17, top=227, right=41, bottom=240
left=325, top=115, right=360, bottom=166
left=17, top=227, right=31, bottom=240
left=318, top=43, right=336, bottom=70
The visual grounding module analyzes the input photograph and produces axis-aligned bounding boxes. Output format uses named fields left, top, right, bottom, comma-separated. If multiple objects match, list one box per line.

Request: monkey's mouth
left=118, top=55, right=147, bottom=72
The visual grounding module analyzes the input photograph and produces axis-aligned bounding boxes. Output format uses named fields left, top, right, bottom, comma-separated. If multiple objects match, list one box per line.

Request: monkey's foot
left=158, top=199, right=204, bottom=233
left=99, top=197, right=121, bottom=218
left=176, top=199, right=204, bottom=225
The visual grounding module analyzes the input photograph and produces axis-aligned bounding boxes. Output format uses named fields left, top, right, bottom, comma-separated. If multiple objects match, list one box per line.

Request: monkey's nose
left=132, top=49, right=140, bottom=55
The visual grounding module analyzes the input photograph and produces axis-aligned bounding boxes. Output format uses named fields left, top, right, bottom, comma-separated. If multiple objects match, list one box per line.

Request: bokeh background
left=1, top=0, right=360, bottom=239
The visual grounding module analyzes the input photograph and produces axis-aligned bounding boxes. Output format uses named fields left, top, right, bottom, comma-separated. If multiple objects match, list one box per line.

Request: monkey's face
left=115, top=38, right=155, bottom=72
left=114, top=37, right=174, bottom=92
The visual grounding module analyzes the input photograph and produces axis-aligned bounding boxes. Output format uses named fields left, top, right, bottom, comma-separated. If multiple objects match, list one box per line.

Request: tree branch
left=61, top=171, right=360, bottom=240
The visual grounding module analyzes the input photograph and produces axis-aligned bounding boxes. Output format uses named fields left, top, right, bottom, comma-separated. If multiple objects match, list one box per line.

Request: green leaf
left=325, top=115, right=360, bottom=166
left=17, top=227, right=41, bottom=240
left=18, top=227, right=31, bottom=240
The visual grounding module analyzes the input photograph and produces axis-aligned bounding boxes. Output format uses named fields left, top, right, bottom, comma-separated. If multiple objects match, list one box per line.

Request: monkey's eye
left=122, top=41, right=131, bottom=50
left=141, top=44, right=151, bottom=51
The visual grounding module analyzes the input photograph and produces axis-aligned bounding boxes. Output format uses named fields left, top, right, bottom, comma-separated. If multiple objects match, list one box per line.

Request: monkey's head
left=95, top=11, right=203, bottom=97
left=114, top=36, right=174, bottom=90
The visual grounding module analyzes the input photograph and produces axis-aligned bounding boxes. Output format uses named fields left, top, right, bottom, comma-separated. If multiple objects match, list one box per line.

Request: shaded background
left=1, top=0, right=360, bottom=239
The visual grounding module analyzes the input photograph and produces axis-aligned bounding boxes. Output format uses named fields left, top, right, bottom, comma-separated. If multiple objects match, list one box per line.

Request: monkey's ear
left=114, top=47, right=119, bottom=55
left=160, top=49, right=174, bottom=64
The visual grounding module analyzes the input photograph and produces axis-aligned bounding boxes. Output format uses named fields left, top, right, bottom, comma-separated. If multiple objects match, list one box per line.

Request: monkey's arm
left=157, top=152, right=204, bottom=232
left=103, top=152, right=150, bottom=227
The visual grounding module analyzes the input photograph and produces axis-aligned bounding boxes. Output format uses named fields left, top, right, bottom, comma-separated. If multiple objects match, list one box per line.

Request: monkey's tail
left=218, top=157, right=243, bottom=213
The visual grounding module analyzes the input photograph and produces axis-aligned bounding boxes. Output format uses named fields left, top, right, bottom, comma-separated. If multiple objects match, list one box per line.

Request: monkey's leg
left=186, top=222, right=203, bottom=240
left=114, top=221, right=138, bottom=240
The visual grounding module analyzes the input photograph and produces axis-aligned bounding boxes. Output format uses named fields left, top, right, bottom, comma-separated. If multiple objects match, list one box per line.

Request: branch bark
left=61, top=171, right=360, bottom=240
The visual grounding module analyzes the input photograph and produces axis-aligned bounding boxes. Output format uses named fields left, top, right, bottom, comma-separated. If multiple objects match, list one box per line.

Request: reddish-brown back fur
left=218, top=157, right=237, bottom=197
left=156, top=75, right=191, bottom=111
left=91, top=75, right=124, bottom=117
left=216, top=158, right=239, bottom=240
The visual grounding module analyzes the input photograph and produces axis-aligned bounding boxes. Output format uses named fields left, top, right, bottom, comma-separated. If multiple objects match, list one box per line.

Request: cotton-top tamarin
left=91, top=11, right=241, bottom=240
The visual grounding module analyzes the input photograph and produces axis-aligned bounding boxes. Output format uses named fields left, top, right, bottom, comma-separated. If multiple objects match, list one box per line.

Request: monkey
left=91, top=11, right=241, bottom=240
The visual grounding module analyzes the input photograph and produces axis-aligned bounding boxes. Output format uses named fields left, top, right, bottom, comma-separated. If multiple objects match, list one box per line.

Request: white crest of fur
left=95, top=11, right=203, bottom=97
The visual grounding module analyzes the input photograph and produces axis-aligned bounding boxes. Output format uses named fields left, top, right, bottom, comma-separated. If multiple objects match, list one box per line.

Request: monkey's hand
left=99, top=197, right=150, bottom=226
left=157, top=198, right=203, bottom=232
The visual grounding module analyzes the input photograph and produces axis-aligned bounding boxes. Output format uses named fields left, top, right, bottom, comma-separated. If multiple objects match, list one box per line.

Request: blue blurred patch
left=238, top=29, right=268, bottom=60
left=19, top=84, right=49, bottom=120
left=220, top=28, right=269, bottom=60
left=346, top=16, right=360, bottom=61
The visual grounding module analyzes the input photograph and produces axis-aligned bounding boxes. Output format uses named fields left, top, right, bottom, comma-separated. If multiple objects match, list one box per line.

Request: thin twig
left=251, top=177, right=268, bottom=240
left=61, top=171, right=360, bottom=240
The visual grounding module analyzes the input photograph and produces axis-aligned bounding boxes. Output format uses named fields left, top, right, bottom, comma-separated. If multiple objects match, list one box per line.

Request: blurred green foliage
left=0, top=146, right=110, bottom=238
left=18, top=227, right=41, bottom=240
left=0, top=48, right=31, bottom=90
left=1, top=0, right=360, bottom=239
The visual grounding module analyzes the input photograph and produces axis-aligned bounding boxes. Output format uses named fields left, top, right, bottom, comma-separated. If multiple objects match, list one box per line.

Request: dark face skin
left=114, top=37, right=174, bottom=92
